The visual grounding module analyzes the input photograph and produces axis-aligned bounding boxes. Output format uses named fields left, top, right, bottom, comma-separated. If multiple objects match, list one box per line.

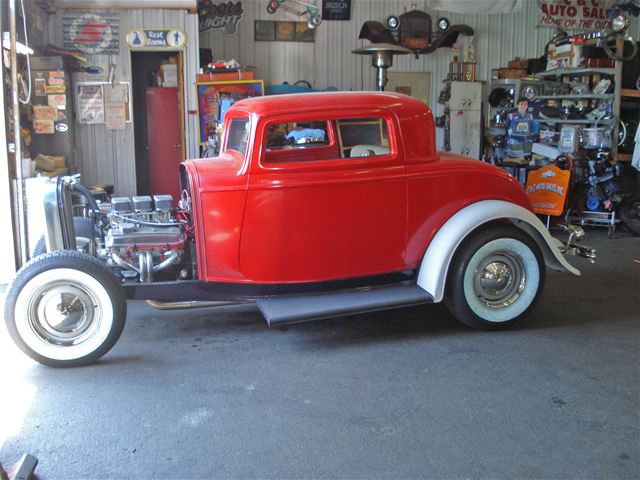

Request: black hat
left=489, top=88, right=507, bottom=108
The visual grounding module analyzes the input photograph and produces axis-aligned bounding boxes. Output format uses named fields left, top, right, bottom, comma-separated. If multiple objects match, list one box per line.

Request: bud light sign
left=198, top=0, right=244, bottom=34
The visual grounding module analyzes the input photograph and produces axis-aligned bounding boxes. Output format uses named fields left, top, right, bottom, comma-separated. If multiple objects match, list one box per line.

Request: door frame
left=130, top=49, right=186, bottom=195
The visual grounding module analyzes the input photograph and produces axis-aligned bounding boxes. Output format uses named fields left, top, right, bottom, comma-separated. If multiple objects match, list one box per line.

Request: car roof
left=231, top=91, right=429, bottom=119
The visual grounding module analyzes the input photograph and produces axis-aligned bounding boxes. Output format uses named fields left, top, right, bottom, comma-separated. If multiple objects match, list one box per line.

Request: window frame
left=257, top=110, right=399, bottom=172
left=222, top=115, right=251, bottom=157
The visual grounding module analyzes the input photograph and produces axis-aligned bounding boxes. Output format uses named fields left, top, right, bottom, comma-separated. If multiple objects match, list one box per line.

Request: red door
left=146, top=87, right=181, bottom=202
left=240, top=116, right=407, bottom=283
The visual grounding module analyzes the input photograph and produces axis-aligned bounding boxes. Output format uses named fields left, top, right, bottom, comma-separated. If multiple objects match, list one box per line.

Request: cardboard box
left=499, top=68, right=526, bottom=79
left=196, top=70, right=255, bottom=83
left=34, top=154, right=65, bottom=172
left=51, top=156, right=66, bottom=168
left=41, top=167, right=69, bottom=177
left=161, top=63, right=178, bottom=87
left=508, top=59, right=528, bottom=69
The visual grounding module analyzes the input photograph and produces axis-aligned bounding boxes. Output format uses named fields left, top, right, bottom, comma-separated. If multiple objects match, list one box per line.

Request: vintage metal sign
left=322, top=0, right=351, bottom=21
left=63, top=12, right=119, bottom=54
left=126, top=29, right=187, bottom=50
left=538, top=0, right=613, bottom=30
left=198, top=0, right=244, bottom=34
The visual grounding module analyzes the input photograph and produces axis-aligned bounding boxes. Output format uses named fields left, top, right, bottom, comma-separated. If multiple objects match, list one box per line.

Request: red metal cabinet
left=146, top=87, right=182, bottom=202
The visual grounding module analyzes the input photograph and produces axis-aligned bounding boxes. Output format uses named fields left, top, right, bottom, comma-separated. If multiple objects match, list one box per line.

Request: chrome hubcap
left=29, top=283, right=100, bottom=346
left=473, top=251, right=526, bottom=309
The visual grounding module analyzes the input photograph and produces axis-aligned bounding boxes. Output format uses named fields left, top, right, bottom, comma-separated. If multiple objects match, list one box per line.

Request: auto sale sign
left=538, top=0, right=614, bottom=30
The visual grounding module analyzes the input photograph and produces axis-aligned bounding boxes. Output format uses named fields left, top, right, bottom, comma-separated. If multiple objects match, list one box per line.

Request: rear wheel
left=620, top=195, right=640, bottom=236
left=444, top=225, right=545, bottom=330
left=4, top=251, right=126, bottom=367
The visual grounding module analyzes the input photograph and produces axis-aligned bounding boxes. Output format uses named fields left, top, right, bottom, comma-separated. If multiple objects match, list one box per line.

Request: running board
left=257, top=284, right=433, bottom=327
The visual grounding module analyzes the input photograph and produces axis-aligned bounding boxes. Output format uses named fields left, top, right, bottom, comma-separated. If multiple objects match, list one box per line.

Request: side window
left=336, top=117, right=390, bottom=158
left=266, top=121, right=329, bottom=150
left=225, top=118, right=250, bottom=155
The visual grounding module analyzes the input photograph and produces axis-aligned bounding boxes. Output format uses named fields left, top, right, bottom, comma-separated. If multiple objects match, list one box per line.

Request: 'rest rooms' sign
left=538, top=0, right=614, bottom=30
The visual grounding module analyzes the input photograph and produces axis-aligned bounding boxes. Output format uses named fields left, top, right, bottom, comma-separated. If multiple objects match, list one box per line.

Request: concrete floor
left=0, top=230, right=638, bottom=479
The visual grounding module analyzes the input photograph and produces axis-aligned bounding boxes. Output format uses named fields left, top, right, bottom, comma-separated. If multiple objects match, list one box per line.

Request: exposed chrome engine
left=97, top=194, right=187, bottom=282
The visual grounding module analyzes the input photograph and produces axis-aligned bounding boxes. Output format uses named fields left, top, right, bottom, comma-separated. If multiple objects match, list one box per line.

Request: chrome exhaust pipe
left=146, top=299, right=252, bottom=310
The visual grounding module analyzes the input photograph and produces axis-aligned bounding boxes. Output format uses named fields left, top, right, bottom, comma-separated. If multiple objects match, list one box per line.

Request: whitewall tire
left=444, top=225, right=545, bottom=330
left=4, top=251, right=126, bottom=367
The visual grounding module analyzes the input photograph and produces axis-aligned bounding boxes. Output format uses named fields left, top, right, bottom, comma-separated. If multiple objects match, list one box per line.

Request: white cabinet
left=450, top=109, right=482, bottom=157
left=450, top=81, right=482, bottom=110
left=448, top=81, right=482, bottom=158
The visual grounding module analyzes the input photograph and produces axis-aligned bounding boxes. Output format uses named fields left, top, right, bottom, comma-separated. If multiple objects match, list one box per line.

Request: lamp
left=352, top=43, right=413, bottom=91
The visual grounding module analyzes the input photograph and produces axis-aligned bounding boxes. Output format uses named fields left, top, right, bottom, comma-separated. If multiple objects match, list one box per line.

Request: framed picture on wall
left=295, top=22, right=315, bottom=42
left=255, top=20, right=276, bottom=41
left=275, top=21, right=296, bottom=41
left=196, top=79, right=265, bottom=146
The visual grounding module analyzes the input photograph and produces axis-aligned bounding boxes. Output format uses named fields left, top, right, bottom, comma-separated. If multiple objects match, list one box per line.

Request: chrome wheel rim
left=28, top=281, right=101, bottom=346
left=473, top=251, right=526, bottom=309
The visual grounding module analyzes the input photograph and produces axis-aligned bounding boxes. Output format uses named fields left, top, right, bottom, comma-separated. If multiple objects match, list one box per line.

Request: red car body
left=183, top=92, right=531, bottom=284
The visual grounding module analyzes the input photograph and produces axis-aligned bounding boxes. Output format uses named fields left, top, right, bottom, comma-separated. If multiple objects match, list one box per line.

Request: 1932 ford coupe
left=4, top=92, right=595, bottom=367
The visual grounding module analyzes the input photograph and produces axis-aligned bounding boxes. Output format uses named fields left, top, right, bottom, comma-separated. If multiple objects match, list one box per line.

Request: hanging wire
left=18, top=0, right=32, bottom=105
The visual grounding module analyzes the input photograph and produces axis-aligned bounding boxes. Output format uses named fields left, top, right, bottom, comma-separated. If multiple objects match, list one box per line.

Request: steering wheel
left=602, top=11, right=638, bottom=62
left=267, top=0, right=280, bottom=14
left=294, top=80, right=312, bottom=89
left=603, top=34, right=638, bottom=62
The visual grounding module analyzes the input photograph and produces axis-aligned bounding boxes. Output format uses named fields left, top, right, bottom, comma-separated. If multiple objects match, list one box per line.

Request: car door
left=239, top=111, right=407, bottom=283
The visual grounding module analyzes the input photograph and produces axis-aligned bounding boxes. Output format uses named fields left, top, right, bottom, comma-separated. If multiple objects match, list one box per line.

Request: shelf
left=535, top=94, right=614, bottom=100
left=616, top=153, right=632, bottom=162
left=621, top=88, right=640, bottom=98
left=534, top=67, right=615, bottom=78
left=536, top=118, right=616, bottom=125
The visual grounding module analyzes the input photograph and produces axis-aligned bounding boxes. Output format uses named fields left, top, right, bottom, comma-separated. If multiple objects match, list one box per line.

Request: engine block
left=100, top=194, right=186, bottom=282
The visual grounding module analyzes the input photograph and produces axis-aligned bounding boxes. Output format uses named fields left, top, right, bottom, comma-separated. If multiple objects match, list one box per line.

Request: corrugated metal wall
left=201, top=0, right=639, bottom=149
left=46, top=8, right=199, bottom=197
left=42, top=3, right=637, bottom=194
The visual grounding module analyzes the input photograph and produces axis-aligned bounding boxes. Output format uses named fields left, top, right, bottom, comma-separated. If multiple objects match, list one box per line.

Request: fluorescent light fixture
left=2, top=32, right=34, bottom=55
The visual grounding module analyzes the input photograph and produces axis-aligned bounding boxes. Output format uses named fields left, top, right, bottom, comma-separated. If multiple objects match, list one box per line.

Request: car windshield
left=225, top=118, right=250, bottom=155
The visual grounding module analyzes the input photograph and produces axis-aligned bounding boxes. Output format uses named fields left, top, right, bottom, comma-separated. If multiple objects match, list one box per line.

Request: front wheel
left=444, top=225, right=545, bottom=330
left=4, top=251, right=127, bottom=367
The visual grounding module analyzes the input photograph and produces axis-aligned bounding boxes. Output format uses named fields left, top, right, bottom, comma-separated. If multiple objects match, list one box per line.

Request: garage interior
left=0, top=0, right=639, bottom=479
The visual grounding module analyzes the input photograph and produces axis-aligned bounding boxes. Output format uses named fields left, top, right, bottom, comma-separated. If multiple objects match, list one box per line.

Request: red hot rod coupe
left=4, top=92, right=595, bottom=367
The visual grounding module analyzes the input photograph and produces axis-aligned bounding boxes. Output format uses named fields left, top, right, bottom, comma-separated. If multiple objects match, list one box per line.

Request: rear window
left=337, top=117, right=389, bottom=158
left=266, top=121, right=329, bottom=150
left=225, top=118, right=250, bottom=155
left=262, top=116, right=391, bottom=164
